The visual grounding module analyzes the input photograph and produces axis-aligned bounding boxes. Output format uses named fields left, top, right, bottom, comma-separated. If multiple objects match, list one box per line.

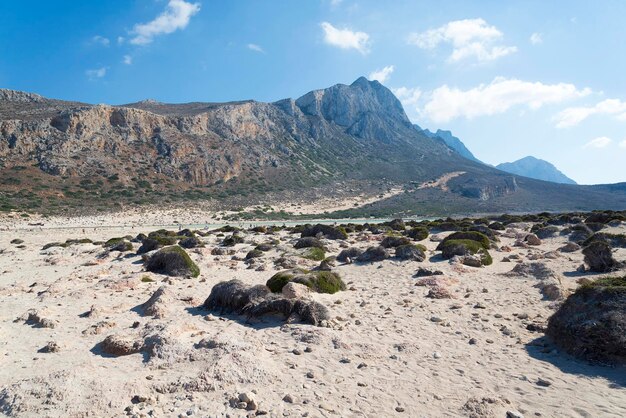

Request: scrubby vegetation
left=547, top=275, right=626, bottom=364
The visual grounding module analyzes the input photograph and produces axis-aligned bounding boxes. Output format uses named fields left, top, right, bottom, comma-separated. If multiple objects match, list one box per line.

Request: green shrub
left=439, top=239, right=492, bottom=266
left=437, top=231, right=490, bottom=251
left=311, top=271, right=346, bottom=294
left=222, top=234, right=244, bottom=247
left=267, top=272, right=296, bottom=293
left=145, top=245, right=200, bottom=278
left=406, top=227, right=429, bottom=241
left=104, top=237, right=125, bottom=247
left=300, top=247, right=326, bottom=261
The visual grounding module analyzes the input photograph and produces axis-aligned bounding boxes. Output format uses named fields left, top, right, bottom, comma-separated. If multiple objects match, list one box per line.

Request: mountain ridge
left=0, top=79, right=624, bottom=216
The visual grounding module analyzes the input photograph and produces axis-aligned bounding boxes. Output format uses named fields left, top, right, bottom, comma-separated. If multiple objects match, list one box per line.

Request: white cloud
left=92, top=35, right=110, bottom=47
left=392, top=87, right=422, bottom=106
left=117, top=36, right=125, bottom=45
left=86, top=67, right=107, bottom=79
left=620, top=140, right=626, bottom=149
left=419, top=77, right=591, bottom=123
left=123, top=55, right=133, bottom=65
left=408, top=18, right=516, bottom=63
left=130, top=0, right=201, bottom=45
left=583, top=137, right=612, bottom=149
left=368, top=65, right=394, bottom=83
left=320, top=22, right=370, bottom=54
left=530, top=32, right=543, bottom=44
left=330, top=0, right=343, bottom=6
left=247, top=43, right=265, bottom=53
left=554, top=99, right=626, bottom=128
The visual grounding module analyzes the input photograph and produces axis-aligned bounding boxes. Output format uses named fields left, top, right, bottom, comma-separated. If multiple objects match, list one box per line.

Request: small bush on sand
left=547, top=276, right=626, bottom=364
left=145, top=246, right=200, bottom=278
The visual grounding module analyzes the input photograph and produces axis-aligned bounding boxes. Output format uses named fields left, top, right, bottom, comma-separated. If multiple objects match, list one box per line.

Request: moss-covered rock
left=145, top=246, right=200, bottom=278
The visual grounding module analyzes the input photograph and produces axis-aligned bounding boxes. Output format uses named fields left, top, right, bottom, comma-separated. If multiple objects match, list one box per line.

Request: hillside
left=497, top=156, right=577, bottom=185
left=0, top=78, right=624, bottom=216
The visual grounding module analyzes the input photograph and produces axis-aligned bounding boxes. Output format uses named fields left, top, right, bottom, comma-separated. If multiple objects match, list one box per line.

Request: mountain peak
left=497, top=156, right=577, bottom=184
left=294, top=77, right=410, bottom=132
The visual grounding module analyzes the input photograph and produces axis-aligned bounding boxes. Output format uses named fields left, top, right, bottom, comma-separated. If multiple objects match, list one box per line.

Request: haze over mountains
left=0, top=77, right=625, bottom=216
left=497, top=156, right=577, bottom=185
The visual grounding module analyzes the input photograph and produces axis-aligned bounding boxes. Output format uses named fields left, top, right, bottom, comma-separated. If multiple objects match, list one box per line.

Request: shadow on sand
left=525, top=336, right=626, bottom=388
left=185, top=305, right=300, bottom=330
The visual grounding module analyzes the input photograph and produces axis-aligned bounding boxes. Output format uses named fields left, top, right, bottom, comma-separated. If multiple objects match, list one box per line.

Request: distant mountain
left=1, top=77, right=625, bottom=216
left=415, top=126, right=482, bottom=163
left=497, top=156, right=577, bottom=185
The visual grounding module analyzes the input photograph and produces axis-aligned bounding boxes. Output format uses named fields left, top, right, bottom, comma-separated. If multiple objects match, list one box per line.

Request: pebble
left=507, top=411, right=524, bottom=418
left=469, top=338, right=477, bottom=345
left=395, top=406, right=405, bottom=412
left=357, top=362, right=367, bottom=369
left=474, top=303, right=487, bottom=309
left=292, top=349, right=302, bottom=355
left=536, top=378, right=552, bottom=387
left=430, top=316, right=444, bottom=323
left=306, top=371, right=314, bottom=378
left=304, top=346, right=313, bottom=353
left=433, top=352, right=442, bottom=359
left=339, top=357, right=351, bottom=364
left=282, top=394, right=295, bottom=403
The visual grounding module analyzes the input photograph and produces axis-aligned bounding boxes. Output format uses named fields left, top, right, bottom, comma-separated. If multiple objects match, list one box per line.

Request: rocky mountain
left=1, top=77, right=625, bottom=216
left=416, top=126, right=482, bottom=163
left=497, top=156, right=577, bottom=185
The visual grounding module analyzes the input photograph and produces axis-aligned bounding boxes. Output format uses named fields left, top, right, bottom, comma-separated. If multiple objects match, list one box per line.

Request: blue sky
left=1, top=0, right=625, bottom=184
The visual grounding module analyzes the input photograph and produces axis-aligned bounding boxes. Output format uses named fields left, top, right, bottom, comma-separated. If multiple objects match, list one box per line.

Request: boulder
left=281, top=282, right=311, bottom=299
left=524, top=234, right=542, bottom=246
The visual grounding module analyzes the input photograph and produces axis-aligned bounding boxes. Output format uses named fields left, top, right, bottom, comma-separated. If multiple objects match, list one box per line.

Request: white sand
left=1, top=220, right=625, bottom=417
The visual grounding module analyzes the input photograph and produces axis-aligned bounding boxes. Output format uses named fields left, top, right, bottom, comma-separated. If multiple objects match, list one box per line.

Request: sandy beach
left=1, top=214, right=625, bottom=417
